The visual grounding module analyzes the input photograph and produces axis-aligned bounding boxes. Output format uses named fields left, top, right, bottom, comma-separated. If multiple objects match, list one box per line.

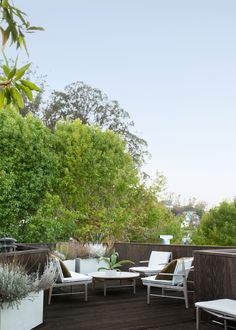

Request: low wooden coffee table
left=88, top=271, right=140, bottom=296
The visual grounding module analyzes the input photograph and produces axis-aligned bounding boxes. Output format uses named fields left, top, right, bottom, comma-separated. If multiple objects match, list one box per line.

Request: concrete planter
left=0, top=290, right=44, bottom=330
left=63, top=259, right=76, bottom=272
left=76, top=258, right=107, bottom=274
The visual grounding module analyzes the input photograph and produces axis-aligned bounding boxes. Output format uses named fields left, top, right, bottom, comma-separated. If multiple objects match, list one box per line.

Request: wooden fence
left=114, top=242, right=236, bottom=301
left=1, top=241, right=236, bottom=301
left=0, top=244, right=49, bottom=273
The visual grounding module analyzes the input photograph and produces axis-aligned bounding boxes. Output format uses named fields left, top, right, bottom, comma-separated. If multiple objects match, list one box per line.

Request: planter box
left=76, top=258, right=107, bottom=274
left=63, top=259, right=76, bottom=272
left=0, top=290, right=44, bottom=330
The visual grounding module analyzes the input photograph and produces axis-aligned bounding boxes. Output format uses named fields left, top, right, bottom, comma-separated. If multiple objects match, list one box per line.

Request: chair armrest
left=140, top=260, right=149, bottom=264
left=185, top=266, right=194, bottom=272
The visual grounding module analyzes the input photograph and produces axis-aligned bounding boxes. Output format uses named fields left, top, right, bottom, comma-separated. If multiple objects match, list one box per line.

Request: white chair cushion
left=61, top=272, right=92, bottom=283
left=142, top=275, right=172, bottom=286
left=195, top=299, right=236, bottom=318
left=130, top=266, right=164, bottom=274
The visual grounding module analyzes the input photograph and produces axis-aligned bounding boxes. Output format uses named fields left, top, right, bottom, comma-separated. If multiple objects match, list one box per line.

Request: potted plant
left=0, top=260, right=56, bottom=330
left=55, top=241, right=79, bottom=272
left=98, top=250, right=134, bottom=275
left=76, top=242, right=111, bottom=274
left=55, top=241, right=110, bottom=274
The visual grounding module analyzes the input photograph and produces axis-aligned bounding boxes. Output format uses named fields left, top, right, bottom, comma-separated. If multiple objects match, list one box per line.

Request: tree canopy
left=191, top=200, right=236, bottom=246
left=0, top=109, right=56, bottom=238
left=43, top=81, right=148, bottom=165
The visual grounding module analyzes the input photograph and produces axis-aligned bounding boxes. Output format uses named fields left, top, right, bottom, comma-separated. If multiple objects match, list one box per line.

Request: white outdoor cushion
left=129, top=266, right=164, bottom=274
left=142, top=275, right=172, bottom=286
left=129, top=251, right=171, bottom=275
left=62, top=272, right=92, bottom=283
left=195, top=299, right=236, bottom=318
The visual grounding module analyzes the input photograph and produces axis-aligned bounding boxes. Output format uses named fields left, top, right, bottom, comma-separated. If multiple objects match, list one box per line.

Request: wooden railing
left=1, top=241, right=236, bottom=301
left=0, top=244, right=49, bottom=273
left=194, top=248, right=236, bottom=301
left=114, top=242, right=236, bottom=301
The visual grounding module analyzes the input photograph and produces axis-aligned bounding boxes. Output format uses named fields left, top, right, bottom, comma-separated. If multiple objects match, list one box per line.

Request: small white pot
left=0, top=290, right=44, bottom=330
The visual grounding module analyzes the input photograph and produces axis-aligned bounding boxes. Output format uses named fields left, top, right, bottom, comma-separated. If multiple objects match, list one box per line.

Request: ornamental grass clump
left=55, top=240, right=113, bottom=259
left=0, top=260, right=56, bottom=308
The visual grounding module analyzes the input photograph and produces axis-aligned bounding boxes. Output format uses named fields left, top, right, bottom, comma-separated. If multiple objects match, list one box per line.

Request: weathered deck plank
left=36, top=286, right=222, bottom=330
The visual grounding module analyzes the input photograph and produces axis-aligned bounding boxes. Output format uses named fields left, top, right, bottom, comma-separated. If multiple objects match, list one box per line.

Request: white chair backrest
left=172, top=257, right=193, bottom=285
left=148, top=251, right=172, bottom=268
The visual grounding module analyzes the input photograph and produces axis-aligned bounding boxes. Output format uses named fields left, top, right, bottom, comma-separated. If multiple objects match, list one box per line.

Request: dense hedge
left=0, top=109, right=182, bottom=243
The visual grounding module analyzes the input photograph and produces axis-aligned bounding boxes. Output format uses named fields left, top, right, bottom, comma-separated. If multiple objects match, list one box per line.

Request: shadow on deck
left=37, top=286, right=221, bottom=330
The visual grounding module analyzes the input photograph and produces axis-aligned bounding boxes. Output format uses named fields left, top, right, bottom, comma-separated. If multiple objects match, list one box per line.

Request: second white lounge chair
left=129, top=251, right=172, bottom=276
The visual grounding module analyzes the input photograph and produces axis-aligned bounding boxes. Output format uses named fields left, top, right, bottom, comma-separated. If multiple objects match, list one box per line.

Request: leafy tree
left=0, top=109, right=56, bottom=238
left=43, top=81, right=148, bottom=165
left=191, top=200, right=236, bottom=246
left=124, top=182, right=184, bottom=243
left=0, top=109, right=183, bottom=243
left=20, top=193, right=77, bottom=243
left=0, top=0, right=43, bottom=110
left=53, top=119, right=140, bottom=241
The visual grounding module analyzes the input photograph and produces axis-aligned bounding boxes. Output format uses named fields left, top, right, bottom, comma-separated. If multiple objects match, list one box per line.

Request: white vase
left=76, top=258, right=107, bottom=274
left=0, top=290, right=44, bottom=330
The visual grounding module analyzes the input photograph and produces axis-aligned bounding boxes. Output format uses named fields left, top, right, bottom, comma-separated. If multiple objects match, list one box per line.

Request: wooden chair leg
left=48, top=287, right=53, bottom=305
left=183, top=280, right=189, bottom=308
left=196, top=307, right=200, bottom=330
left=85, top=284, right=88, bottom=302
left=224, top=319, right=227, bottom=330
left=147, top=285, right=151, bottom=304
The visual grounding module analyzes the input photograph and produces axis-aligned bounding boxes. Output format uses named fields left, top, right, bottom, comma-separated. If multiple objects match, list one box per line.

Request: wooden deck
left=36, top=286, right=222, bottom=330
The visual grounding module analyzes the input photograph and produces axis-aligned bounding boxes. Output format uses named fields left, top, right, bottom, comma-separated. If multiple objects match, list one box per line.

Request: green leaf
left=14, top=8, right=27, bottom=24
left=2, top=0, right=8, bottom=9
left=97, top=267, right=108, bottom=271
left=20, top=79, right=42, bottom=92
left=8, top=67, right=16, bottom=79
left=2, top=65, right=10, bottom=76
left=0, top=90, right=5, bottom=108
left=13, top=63, right=31, bottom=81
left=15, top=82, right=32, bottom=101
left=9, top=22, right=18, bottom=44
left=4, top=88, right=11, bottom=104
left=10, top=86, right=24, bottom=108
left=27, top=26, right=44, bottom=31
left=2, top=49, right=9, bottom=67
left=22, top=38, right=28, bottom=55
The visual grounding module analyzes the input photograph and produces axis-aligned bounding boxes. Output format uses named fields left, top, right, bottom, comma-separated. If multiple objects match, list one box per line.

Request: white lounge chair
left=129, top=251, right=172, bottom=276
left=142, top=257, right=194, bottom=308
left=195, top=299, right=236, bottom=330
left=48, top=258, right=92, bottom=304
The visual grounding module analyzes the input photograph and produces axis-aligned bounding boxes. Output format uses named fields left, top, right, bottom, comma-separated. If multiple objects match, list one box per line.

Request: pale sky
left=7, top=0, right=236, bottom=207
